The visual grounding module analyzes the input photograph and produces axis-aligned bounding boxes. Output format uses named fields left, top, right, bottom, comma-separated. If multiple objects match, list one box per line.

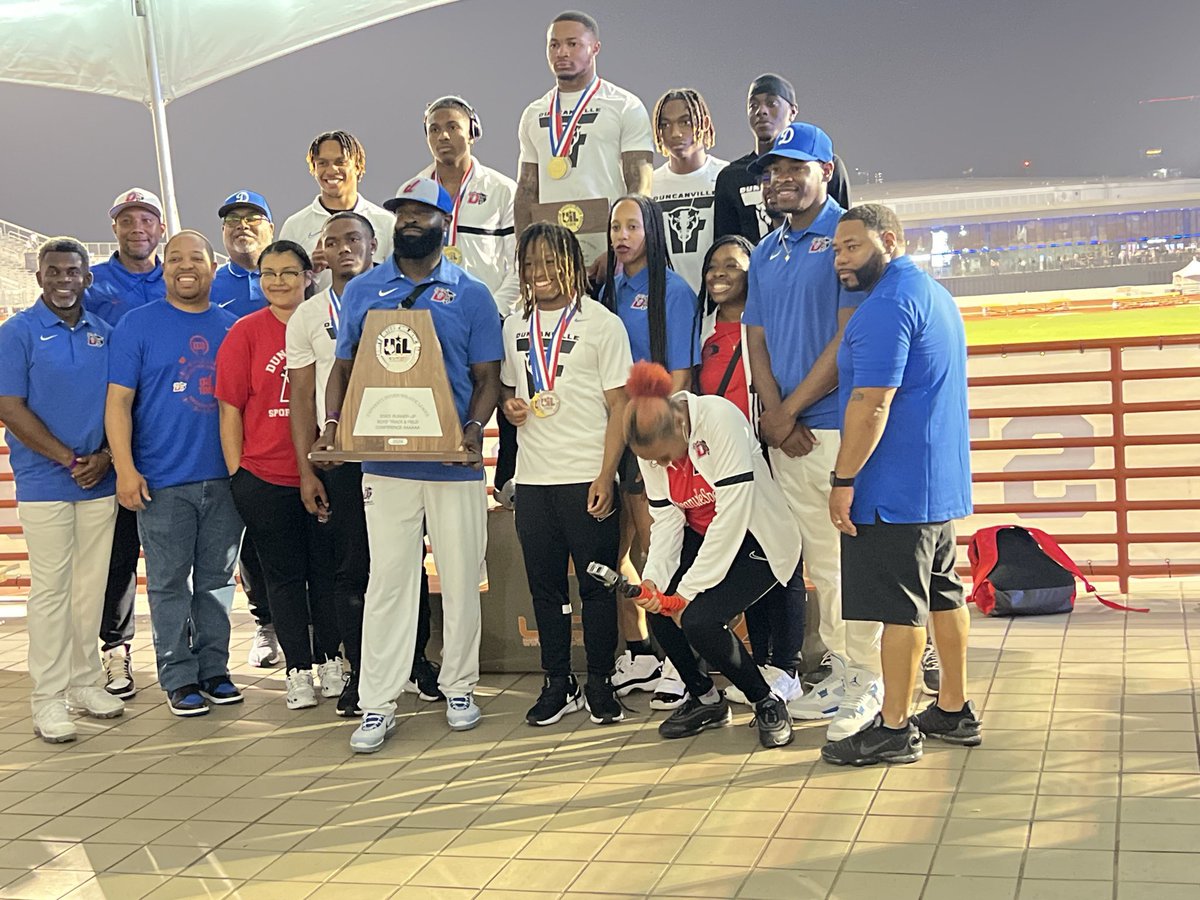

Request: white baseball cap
left=109, top=187, right=164, bottom=220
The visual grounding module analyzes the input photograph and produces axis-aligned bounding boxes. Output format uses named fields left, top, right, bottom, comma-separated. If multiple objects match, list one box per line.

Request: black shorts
left=616, top=447, right=645, bottom=495
left=841, top=519, right=965, bottom=626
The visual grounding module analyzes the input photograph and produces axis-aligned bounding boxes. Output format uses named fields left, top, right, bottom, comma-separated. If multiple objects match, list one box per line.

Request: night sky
left=1, top=0, right=1196, bottom=242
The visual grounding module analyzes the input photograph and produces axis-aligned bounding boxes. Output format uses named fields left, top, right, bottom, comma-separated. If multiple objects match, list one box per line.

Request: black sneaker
left=199, top=676, right=243, bottom=705
left=409, top=657, right=445, bottom=702
left=802, top=651, right=833, bottom=689
left=913, top=699, right=983, bottom=746
left=337, top=671, right=361, bottom=718
left=821, top=715, right=923, bottom=767
left=658, top=694, right=733, bottom=739
left=167, top=685, right=209, bottom=717
left=584, top=679, right=625, bottom=725
left=526, top=674, right=584, bottom=726
left=751, top=694, right=794, bottom=749
left=921, top=638, right=941, bottom=696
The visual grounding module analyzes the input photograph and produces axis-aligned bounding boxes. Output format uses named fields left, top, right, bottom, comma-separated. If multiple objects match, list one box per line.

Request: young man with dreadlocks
left=603, top=193, right=700, bottom=699
left=650, top=89, right=728, bottom=294
left=501, top=222, right=632, bottom=726
left=278, top=130, right=396, bottom=292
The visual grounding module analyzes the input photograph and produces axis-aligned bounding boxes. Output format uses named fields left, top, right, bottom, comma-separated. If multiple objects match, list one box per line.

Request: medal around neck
left=442, top=245, right=463, bottom=264
left=527, top=304, right=577, bottom=419
left=547, top=157, right=570, bottom=181
left=531, top=390, right=560, bottom=417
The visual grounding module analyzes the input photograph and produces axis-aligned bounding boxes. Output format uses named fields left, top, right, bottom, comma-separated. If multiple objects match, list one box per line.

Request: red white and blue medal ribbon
left=548, top=77, right=602, bottom=159
left=327, top=288, right=341, bottom=335
left=435, top=160, right=474, bottom=248
left=529, top=304, right=577, bottom=395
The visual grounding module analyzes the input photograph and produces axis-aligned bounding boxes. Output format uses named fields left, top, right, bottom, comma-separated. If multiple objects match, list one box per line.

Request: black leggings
left=515, top=482, right=620, bottom=680
left=651, top=529, right=778, bottom=705
left=743, top=566, right=806, bottom=670
left=230, top=468, right=339, bottom=672
left=99, top=504, right=140, bottom=651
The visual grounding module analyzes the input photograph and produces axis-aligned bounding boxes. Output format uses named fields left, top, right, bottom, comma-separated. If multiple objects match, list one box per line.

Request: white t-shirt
left=285, top=287, right=339, bottom=423
left=400, top=160, right=518, bottom=319
left=517, top=79, right=653, bottom=261
left=501, top=297, right=633, bottom=485
left=278, top=195, right=396, bottom=293
left=652, top=156, right=729, bottom=294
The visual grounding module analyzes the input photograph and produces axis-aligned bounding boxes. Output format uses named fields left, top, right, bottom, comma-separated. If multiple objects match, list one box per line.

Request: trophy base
left=309, top=449, right=482, bottom=464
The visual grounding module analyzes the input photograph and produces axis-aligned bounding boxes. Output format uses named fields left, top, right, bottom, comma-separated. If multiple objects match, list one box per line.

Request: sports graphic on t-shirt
left=514, top=328, right=578, bottom=396
left=536, top=109, right=599, bottom=169
left=657, top=195, right=716, bottom=257
left=180, top=333, right=218, bottom=413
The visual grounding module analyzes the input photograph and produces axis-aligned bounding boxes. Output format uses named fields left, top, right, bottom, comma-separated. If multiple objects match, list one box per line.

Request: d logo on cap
left=403, top=179, right=420, bottom=194
left=777, top=127, right=795, bottom=146
left=234, top=191, right=250, bottom=203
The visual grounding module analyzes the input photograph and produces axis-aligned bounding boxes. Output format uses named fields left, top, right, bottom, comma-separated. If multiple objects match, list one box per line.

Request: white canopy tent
left=1171, top=257, right=1200, bottom=288
left=0, top=0, right=455, bottom=231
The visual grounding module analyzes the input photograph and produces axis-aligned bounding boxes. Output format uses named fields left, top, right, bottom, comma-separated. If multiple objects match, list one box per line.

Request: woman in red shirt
left=695, top=235, right=806, bottom=705
left=624, top=361, right=800, bottom=749
left=216, top=240, right=340, bottom=711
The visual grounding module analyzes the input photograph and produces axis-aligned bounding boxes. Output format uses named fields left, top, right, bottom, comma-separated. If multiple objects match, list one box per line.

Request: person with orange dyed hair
left=623, top=361, right=800, bottom=749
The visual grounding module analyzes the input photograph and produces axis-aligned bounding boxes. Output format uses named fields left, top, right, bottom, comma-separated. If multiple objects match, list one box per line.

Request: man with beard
left=823, top=204, right=979, bottom=767
left=106, top=231, right=243, bottom=716
left=743, top=124, right=883, bottom=742
left=713, top=75, right=851, bottom=245
left=315, top=178, right=502, bottom=752
left=515, top=10, right=654, bottom=271
left=209, top=190, right=281, bottom=669
left=84, top=187, right=167, bottom=701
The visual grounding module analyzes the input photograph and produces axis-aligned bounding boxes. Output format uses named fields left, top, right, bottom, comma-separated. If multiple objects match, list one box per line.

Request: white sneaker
left=724, top=683, right=750, bottom=705
left=317, top=658, right=345, bottom=698
left=494, top=479, right=516, bottom=510
left=66, top=685, right=125, bottom=719
left=611, top=651, right=662, bottom=698
left=762, top=665, right=804, bottom=702
left=447, top=694, right=481, bottom=731
left=788, top=654, right=847, bottom=721
left=33, top=701, right=76, bottom=743
left=350, top=711, right=395, bottom=753
left=102, top=645, right=136, bottom=699
left=649, top=658, right=688, bottom=710
left=285, top=669, right=318, bottom=710
left=247, top=624, right=282, bottom=668
left=826, top=669, right=884, bottom=741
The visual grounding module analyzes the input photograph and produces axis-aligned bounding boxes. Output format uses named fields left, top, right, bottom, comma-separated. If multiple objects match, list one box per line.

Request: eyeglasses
left=259, top=269, right=303, bottom=282
left=223, top=214, right=268, bottom=227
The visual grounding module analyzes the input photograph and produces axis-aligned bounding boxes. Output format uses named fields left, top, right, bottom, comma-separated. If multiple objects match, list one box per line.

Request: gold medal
left=531, top=390, right=560, bottom=418
left=547, top=157, right=570, bottom=180
left=442, top=245, right=462, bottom=265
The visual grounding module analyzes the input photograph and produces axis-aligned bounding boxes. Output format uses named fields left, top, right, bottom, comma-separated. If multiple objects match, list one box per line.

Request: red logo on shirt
left=809, top=236, right=832, bottom=253
left=630, top=293, right=648, bottom=310
left=429, top=287, right=455, bottom=304
left=189, top=335, right=210, bottom=355
left=198, top=375, right=214, bottom=396
left=692, top=440, right=710, bottom=458
left=466, top=191, right=488, bottom=205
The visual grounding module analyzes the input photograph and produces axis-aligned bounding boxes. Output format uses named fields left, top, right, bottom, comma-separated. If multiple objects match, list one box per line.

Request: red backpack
left=967, top=525, right=1148, bottom=616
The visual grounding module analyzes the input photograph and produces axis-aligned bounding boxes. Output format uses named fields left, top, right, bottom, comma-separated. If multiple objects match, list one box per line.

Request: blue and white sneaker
left=199, top=676, right=243, bottom=705
left=787, top=653, right=845, bottom=721
left=446, top=693, right=481, bottom=731
left=167, top=685, right=209, bottom=717
left=827, top=669, right=884, bottom=741
left=350, top=711, right=396, bottom=753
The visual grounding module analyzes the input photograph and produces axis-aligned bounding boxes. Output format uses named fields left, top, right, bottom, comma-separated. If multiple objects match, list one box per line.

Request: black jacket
left=713, top=151, right=851, bottom=245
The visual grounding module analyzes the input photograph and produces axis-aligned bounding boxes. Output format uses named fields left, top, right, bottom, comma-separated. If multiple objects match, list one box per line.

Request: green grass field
left=965, top=304, right=1200, bottom=346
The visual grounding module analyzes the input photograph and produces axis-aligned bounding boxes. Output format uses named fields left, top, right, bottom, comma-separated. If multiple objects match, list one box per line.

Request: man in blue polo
left=0, top=238, right=127, bottom=743
left=210, top=189, right=280, bottom=669
left=315, top=177, right=502, bottom=752
left=822, top=203, right=978, bottom=767
left=743, top=123, right=883, bottom=741
left=84, top=187, right=167, bottom=702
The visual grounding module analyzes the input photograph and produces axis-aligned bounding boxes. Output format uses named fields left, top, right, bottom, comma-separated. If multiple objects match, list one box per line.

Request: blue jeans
left=137, top=479, right=242, bottom=693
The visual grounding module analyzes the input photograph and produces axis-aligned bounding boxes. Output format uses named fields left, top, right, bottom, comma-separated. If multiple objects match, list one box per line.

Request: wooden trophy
left=309, top=308, right=478, bottom=464
left=528, top=197, right=611, bottom=258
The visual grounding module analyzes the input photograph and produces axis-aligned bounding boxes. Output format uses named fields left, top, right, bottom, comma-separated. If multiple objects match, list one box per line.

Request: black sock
left=881, top=721, right=912, bottom=734
left=627, top=639, right=653, bottom=657
left=937, top=702, right=970, bottom=717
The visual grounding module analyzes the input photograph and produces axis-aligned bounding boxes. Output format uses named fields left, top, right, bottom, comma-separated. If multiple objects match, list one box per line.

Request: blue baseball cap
left=218, top=190, right=273, bottom=222
left=385, top=177, right=454, bottom=215
left=748, top=122, right=834, bottom=175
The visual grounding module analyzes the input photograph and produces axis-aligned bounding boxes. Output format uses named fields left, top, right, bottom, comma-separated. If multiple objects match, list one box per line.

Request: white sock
left=697, top=687, right=721, bottom=705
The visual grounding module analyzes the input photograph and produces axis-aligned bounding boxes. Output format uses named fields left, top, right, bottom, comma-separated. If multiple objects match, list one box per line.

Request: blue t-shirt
left=211, top=261, right=266, bottom=319
left=611, top=266, right=699, bottom=372
left=0, top=302, right=116, bottom=502
left=838, top=256, right=972, bottom=524
left=83, top=252, right=165, bottom=326
left=336, top=256, right=503, bottom=482
left=108, top=301, right=238, bottom=490
left=743, top=197, right=860, bottom=429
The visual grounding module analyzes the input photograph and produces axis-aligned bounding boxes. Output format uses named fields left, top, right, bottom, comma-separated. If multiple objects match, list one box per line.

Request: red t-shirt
left=698, top=320, right=750, bottom=420
left=215, top=308, right=297, bottom=487
left=667, top=456, right=717, bottom=535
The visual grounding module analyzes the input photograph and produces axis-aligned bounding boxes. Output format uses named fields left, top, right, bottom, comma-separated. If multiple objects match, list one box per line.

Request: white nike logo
left=378, top=288, right=400, bottom=297
left=749, top=551, right=769, bottom=561
left=218, top=299, right=236, bottom=308
left=40, top=335, right=57, bottom=342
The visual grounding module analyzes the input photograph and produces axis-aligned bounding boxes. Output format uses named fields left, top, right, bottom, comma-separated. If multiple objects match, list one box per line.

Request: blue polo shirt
left=0, top=301, right=116, bottom=502
left=837, top=255, right=972, bottom=524
left=211, top=261, right=266, bottom=319
left=83, top=252, right=165, bottom=326
left=610, top=266, right=698, bottom=371
left=743, top=197, right=860, bottom=429
left=108, top=301, right=238, bottom=491
left=336, top=256, right=502, bottom=482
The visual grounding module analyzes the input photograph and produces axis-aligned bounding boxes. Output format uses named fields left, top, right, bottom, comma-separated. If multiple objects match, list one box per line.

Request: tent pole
left=134, top=0, right=181, bottom=233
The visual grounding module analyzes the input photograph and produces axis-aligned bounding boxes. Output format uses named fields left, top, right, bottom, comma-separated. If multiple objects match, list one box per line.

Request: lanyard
left=529, top=303, right=577, bottom=393
left=548, top=77, right=602, bottom=158
left=327, top=288, right=341, bottom=335
left=435, top=160, right=474, bottom=246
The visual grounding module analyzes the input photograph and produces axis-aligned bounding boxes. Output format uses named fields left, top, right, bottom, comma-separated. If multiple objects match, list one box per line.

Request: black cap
left=748, top=73, right=796, bottom=107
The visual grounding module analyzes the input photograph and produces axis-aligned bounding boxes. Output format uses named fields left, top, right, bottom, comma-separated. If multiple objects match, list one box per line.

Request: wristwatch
left=830, top=471, right=855, bottom=488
